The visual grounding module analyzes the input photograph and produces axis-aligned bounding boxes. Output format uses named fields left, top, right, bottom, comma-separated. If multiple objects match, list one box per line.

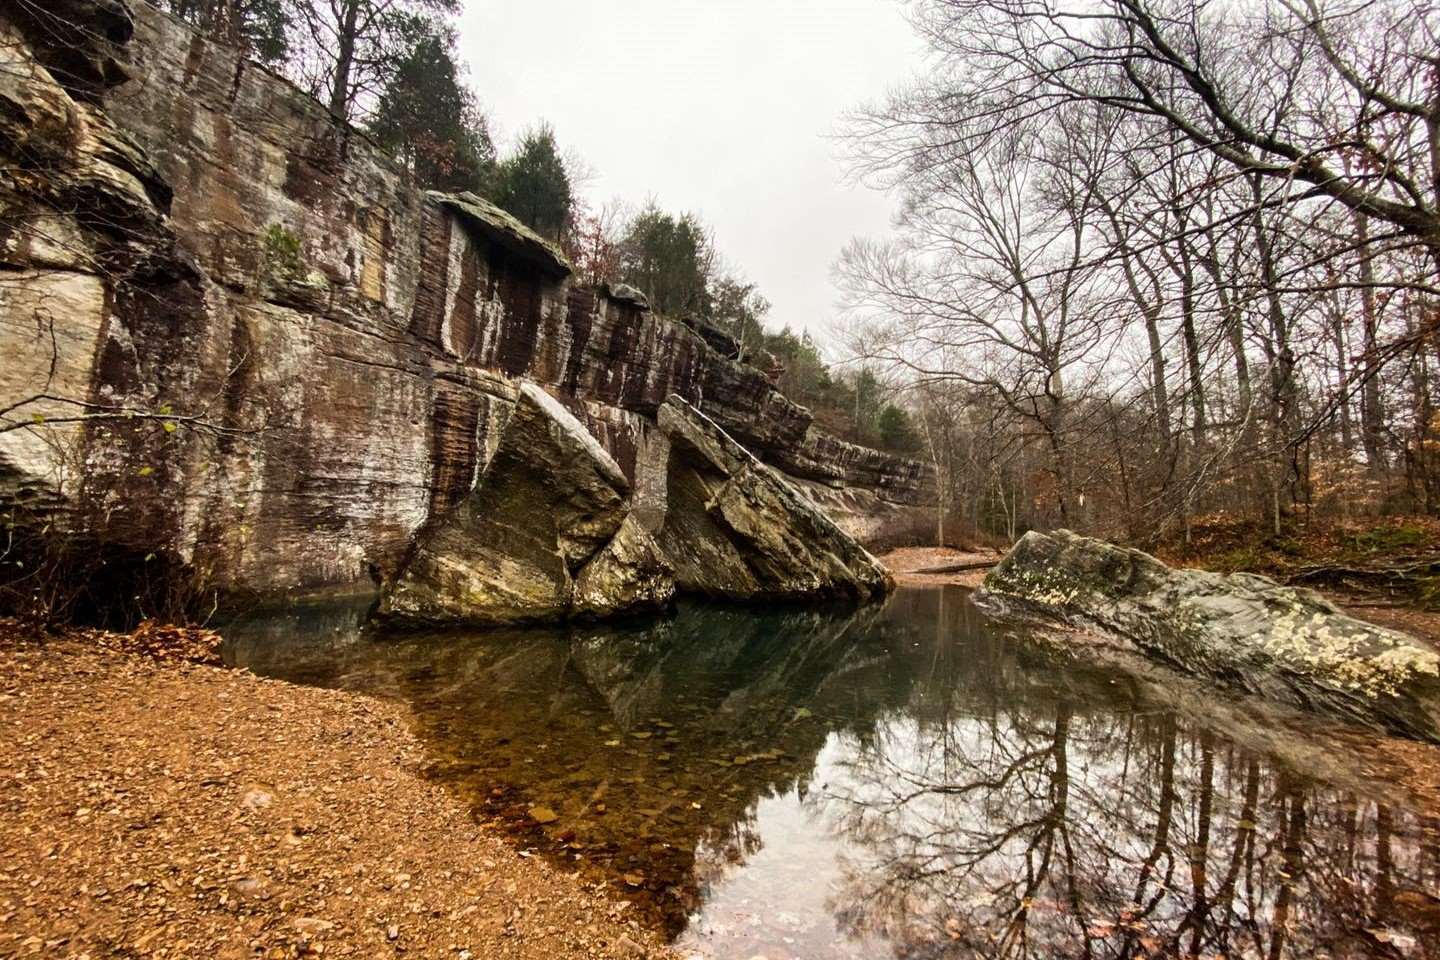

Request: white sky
left=456, top=0, right=921, bottom=345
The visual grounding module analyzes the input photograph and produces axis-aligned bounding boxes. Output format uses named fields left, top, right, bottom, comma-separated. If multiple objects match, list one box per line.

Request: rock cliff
left=654, top=396, right=892, bottom=601
left=0, top=0, right=929, bottom=603
left=379, top=384, right=674, bottom=626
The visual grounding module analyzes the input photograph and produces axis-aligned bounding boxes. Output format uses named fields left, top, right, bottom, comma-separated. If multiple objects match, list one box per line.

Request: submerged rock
left=654, top=395, right=893, bottom=601
left=380, top=383, right=669, bottom=626
left=975, top=529, right=1440, bottom=742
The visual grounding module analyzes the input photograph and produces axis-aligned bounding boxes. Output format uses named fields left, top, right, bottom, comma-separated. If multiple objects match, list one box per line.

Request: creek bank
left=0, top=625, right=674, bottom=960
left=880, top=546, right=1003, bottom=589
left=975, top=529, right=1440, bottom=743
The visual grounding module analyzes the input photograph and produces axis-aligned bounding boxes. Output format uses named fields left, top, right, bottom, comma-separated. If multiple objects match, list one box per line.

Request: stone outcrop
left=653, top=396, right=893, bottom=601
left=381, top=387, right=893, bottom=625
left=0, top=0, right=929, bottom=603
left=379, top=384, right=673, bottom=625
left=975, top=530, right=1440, bottom=742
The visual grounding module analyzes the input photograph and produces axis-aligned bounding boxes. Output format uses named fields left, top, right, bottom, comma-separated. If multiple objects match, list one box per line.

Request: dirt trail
left=0, top=632, right=672, bottom=960
left=878, top=546, right=1002, bottom=589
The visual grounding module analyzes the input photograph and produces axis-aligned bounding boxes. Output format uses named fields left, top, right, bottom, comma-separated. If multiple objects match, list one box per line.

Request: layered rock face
left=654, top=397, right=893, bottom=601
left=0, top=0, right=928, bottom=602
left=380, top=387, right=891, bottom=626
left=975, top=530, right=1440, bottom=742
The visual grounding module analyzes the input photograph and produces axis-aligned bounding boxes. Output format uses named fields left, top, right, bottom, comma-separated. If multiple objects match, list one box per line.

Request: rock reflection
left=223, top=588, right=1440, bottom=958
left=225, top=597, right=918, bottom=937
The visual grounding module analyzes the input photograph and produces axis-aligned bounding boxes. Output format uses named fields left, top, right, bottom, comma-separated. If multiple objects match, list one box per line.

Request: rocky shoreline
left=975, top=529, right=1440, bottom=743
left=0, top=625, right=674, bottom=960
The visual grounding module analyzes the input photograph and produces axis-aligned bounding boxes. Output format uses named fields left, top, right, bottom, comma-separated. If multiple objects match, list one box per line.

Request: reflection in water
left=222, top=588, right=1440, bottom=958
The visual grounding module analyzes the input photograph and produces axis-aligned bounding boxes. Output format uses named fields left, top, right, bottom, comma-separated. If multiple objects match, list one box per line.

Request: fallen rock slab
left=654, top=395, right=893, bottom=601
left=380, top=383, right=671, bottom=626
left=974, top=529, right=1440, bottom=742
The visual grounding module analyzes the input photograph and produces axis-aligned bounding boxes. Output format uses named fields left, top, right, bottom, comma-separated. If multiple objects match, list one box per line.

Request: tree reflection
left=819, top=670, right=1440, bottom=959
left=223, top=588, right=1440, bottom=957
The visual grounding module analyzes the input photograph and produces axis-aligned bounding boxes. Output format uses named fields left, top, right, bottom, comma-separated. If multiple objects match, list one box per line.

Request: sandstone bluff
left=0, top=0, right=926, bottom=610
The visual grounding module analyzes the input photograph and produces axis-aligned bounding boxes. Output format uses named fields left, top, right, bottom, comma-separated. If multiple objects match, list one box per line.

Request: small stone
left=293, top=917, right=334, bottom=936
left=239, top=787, right=273, bottom=812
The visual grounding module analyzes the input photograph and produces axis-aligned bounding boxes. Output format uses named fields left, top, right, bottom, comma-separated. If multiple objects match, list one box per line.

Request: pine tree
left=369, top=26, right=495, bottom=193
left=490, top=125, right=573, bottom=241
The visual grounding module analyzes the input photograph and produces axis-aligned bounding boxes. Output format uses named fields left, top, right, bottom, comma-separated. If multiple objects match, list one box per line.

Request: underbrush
left=1158, top=514, right=1440, bottom=607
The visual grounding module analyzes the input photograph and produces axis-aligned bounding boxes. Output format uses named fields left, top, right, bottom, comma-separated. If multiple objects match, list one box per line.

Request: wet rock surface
left=976, top=529, right=1440, bottom=742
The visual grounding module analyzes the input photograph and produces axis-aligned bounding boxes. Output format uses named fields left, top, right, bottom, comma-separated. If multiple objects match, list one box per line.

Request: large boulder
left=572, top=515, right=675, bottom=619
left=380, top=383, right=671, bottom=626
left=654, top=395, right=893, bottom=601
left=975, top=529, right=1440, bottom=742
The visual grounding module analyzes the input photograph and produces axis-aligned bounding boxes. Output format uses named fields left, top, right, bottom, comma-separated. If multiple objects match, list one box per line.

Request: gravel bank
left=0, top=629, right=673, bottom=959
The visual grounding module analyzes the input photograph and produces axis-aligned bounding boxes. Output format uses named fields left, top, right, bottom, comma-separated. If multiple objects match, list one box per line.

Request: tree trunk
left=328, top=0, right=361, bottom=121
left=1355, top=212, right=1390, bottom=474
left=1178, top=240, right=1207, bottom=449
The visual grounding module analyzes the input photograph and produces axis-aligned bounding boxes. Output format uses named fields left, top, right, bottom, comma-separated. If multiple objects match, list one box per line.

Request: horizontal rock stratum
left=975, top=529, right=1440, bottom=743
left=0, top=0, right=930, bottom=604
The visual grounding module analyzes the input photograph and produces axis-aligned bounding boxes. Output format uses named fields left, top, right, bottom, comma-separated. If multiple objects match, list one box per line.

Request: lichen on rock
left=975, top=529, right=1440, bottom=742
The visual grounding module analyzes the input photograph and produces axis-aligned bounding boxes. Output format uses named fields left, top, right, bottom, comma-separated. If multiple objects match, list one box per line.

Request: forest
left=832, top=0, right=1440, bottom=555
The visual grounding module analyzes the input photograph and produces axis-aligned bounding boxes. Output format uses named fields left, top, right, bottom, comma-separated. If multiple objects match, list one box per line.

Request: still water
left=222, top=586, right=1440, bottom=959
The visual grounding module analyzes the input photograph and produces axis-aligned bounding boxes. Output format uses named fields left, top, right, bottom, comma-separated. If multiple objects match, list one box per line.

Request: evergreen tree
left=878, top=404, right=920, bottom=452
left=165, top=0, right=290, bottom=64
left=369, top=26, right=495, bottom=193
left=710, top=274, right=770, bottom=351
left=490, top=125, right=573, bottom=241
left=618, top=206, right=713, bottom=316
left=286, top=0, right=460, bottom=123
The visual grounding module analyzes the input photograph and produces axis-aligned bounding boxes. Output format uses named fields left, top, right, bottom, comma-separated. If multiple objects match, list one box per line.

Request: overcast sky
left=456, top=0, right=922, bottom=347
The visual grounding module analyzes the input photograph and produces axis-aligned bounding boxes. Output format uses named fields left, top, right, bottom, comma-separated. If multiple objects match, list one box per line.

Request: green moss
left=261, top=223, right=303, bottom=278
left=1350, top=523, right=1427, bottom=554
left=1210, top=546, right=1262, bottom=573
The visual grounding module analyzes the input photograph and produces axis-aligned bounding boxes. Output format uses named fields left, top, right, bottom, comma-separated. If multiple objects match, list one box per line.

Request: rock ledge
left=975, top=529, right=1440, bottom=742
